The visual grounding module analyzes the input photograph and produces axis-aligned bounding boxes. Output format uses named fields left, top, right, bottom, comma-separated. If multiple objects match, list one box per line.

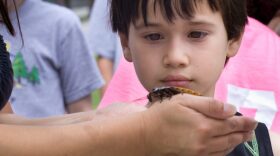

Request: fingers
left=174, top=94, right=237, bottom=119
left=208, top=131, right=254, bottom=154
left=210, top=116, right=258, bottom=136
left=143, top=94, right=260, bottom=156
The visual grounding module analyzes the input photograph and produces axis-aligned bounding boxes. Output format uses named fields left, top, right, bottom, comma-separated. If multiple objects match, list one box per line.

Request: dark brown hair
left=0, top=0, right=16, bottom=35
left=110, top=0, right=248, bottom=41
left=247, top=0, right=280, bottom=25
left=0, top=0, right=15, bottom=110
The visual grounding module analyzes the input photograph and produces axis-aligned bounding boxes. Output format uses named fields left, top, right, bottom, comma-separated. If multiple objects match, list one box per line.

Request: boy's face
left=120, top=0, right=242, bottom=97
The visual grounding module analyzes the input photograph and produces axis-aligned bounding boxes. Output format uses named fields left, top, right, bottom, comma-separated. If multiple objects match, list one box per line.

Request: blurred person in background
left=247, top=0, right=280, bottom=35
left=88, top=0, right=122, bottom=96
left=1, top=0, right=104, bottom=118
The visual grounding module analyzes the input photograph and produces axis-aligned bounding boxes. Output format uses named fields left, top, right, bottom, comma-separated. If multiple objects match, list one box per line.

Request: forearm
left=0, top=103, right=146, bottom=126
left=0, top=112, right=145, bottom=156
left=0, top=123, right=96, bottom=155
left=0, top=111, right=96, bottom=125
left=89, top=112, right=145, bottom=156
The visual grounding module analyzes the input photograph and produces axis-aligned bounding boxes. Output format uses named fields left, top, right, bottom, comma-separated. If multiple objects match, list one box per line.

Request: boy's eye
left=144, top=33, right=164, bottom=41
left=188, top=31, right=208, bottom=39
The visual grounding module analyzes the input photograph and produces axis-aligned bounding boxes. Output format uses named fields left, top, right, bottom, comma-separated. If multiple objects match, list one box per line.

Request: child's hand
left=141, top=94, right=257, bottom=156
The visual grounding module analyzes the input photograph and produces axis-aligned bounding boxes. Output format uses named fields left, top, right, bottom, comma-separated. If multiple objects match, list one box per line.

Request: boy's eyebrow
left=134, top=20, right=216, bottom=30
left=188, top=20, right=216, bottom=27
left=134, top=22, right=161, bottom=30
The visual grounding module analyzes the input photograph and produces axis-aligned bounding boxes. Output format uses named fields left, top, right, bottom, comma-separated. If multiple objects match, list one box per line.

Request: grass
left=91, top=90, right=101, bottom=109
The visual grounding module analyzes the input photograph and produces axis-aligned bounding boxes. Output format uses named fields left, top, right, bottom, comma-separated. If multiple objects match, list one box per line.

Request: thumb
left=176, top=94, right=237, bottom=119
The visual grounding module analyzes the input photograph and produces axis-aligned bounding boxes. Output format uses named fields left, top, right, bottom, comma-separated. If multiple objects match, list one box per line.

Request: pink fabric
left=215, top=18, right=280, bottom=132
left=99, top=18, right=280, bottom=133
left=99, top=57, right=148, bottom=107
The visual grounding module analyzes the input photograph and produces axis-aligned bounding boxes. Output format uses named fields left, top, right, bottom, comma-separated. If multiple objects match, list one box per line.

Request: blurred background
left=44, top=0, right=94, bottom=31
left=44, top=0, right=100, bottom=108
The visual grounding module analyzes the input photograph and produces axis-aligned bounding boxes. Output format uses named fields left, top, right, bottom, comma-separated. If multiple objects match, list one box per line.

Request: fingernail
left=224, top=104, right=237, bottom=115
left=253, top=122, right=258, bottom=129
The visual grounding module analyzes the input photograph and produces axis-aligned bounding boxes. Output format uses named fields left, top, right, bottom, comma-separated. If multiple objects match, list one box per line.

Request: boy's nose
left=163, top=41, right=189, bottom=68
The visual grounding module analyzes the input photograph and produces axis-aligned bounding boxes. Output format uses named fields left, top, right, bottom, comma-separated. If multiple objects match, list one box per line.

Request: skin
left=0, top=103, right=145, bottom=125
left=0, top=102, right=13, bottom=113
left=6, top=0, right=24, bottom=12
left=120, top=0, right=280, bottom=155
left=97, top=56, right=114, bottom=97
left=0, top=99, right=94, bottom=115
left=268, top=10, right=280, bottom=36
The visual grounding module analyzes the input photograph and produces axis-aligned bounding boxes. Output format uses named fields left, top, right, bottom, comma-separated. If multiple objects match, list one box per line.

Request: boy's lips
left=161, top=75, right=191, bottom=87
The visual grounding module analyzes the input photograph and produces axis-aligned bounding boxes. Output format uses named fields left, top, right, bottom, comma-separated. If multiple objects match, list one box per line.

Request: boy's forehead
left=134, top=0, right=219, bottom=25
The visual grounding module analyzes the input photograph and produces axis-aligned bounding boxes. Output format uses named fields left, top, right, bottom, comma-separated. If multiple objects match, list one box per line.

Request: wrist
left=91, top=112, right=146, bottom=156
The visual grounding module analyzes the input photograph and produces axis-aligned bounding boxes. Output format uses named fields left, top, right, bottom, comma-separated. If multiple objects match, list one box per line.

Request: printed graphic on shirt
left=5, top=41, right=11, bottom=52
left=227, top=84, right=278, bottom=129
left=12, top=52, right=40, bottom=88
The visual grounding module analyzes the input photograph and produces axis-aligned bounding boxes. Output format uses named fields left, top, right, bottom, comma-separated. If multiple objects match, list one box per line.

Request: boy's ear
left=227, top=33, right=244, bottom=58
left=119, top=33, right=132, bottom=62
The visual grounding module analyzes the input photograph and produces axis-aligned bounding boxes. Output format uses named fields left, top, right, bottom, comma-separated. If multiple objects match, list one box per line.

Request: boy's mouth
left=162, top=80, right=190, bottom=87
left=161, top=75, right=191, bottom=88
